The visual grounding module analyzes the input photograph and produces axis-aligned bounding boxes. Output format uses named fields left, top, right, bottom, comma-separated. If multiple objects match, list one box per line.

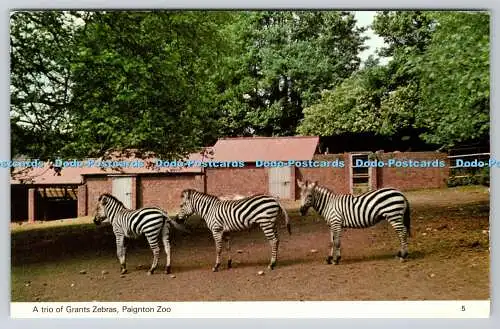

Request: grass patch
left=11, top=216, right=94, bottom=233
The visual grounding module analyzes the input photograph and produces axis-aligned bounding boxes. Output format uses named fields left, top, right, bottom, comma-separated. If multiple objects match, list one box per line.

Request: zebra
left=176, top=189, right=291, bottom=272
left=297, top=180, right=411, bottom=265
left=93, top=193, right=189, bottom=275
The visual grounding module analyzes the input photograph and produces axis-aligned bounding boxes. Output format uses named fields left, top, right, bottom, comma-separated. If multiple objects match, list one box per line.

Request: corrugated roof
left=38, top=187, right=78, bottom=200
left=11, top=152, right=204, bottom=185
left=210, top=136, right=319, bottom=162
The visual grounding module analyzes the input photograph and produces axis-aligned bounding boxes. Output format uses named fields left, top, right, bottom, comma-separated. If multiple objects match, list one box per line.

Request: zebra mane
left=99, top=193, right=126, bottom=207
left=312, top=184, right=334, bottom=197
left=181, top=189, right=197, bottom=198
left=182, top=189, right=220, bottom=201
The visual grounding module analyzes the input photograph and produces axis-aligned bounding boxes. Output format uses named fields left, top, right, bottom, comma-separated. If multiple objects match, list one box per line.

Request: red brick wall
left=377, top=152, right=449, bottom=190
left=77, top=185, right=87, bottom=217
left=86, top=177, right=110, bottom=216
left=205, top=165, right=267, bottom=197
left=81, top=152, right=449, bottom=216
left=295, top=152, right=449, bottom=197
left=297, top=154, right=350, bottom=195
left=139, top=175, right=204, bottom=213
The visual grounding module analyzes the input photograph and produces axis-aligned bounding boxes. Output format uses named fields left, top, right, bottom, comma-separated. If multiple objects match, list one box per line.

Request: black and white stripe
left=297, top=180, right=411, bottom=264
left=93, top=193, right=188, bottom=275
left=177, top=189, right=291, bottom=271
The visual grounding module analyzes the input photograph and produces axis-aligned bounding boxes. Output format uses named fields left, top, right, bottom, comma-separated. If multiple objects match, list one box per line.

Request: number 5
left=461, top=305, right=466, bottom=311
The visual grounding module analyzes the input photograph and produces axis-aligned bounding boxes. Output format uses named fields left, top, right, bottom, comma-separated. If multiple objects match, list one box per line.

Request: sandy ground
left=11, top=186, right=490, bottom=301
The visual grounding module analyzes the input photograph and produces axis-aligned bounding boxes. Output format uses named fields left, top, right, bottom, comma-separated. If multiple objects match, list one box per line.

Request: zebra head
left=177, top=189, right=195, bottom=223
left=297, top=179, right=317, bottom=216
left=93, top=194, right=111, bottom=225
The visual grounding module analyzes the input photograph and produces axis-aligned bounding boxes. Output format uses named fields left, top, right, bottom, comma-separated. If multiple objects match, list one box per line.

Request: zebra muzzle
left=93, top=218, right=102, bottom=225
left=299, top=207, right=308, bottom=216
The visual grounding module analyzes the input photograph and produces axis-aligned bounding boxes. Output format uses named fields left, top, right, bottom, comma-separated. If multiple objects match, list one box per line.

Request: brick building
left=11, top=165, right=83, bottom=222
left=205, top=137, right=448, bottom=199
left=11, top=136, right=450, bottom=222
left=205, top=136, right=320, bottom=200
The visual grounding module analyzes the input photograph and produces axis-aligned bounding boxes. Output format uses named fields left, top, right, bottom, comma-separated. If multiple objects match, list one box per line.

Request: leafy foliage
left=10, top=11, right=89, bottom=158
left=214, top=11, right=368, bottom=137
left=417, top=12, right=490, bottom=147
left=65, top=11, right=232, bottom=159
left=9, top=10, right=490, bottom=160
left=299, top=11, right=489, bottom=150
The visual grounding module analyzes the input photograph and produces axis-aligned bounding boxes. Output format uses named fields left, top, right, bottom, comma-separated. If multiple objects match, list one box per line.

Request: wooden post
left=77, top=185, right=88, bottom=217
left=28, top=188, right=36, bottom=223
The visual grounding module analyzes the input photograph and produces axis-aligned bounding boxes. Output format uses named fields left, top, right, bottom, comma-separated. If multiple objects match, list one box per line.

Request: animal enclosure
left=11, top=186, right=489, bottom=301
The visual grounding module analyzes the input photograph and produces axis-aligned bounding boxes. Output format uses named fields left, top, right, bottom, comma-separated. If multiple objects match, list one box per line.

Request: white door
left=112, top=177, right=133, bottom=208
left=268, top=167, right=292, bottom=199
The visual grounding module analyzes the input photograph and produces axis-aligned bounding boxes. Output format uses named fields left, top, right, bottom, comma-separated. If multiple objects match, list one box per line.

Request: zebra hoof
left=334, top=256, right=341, bottom=265
left=397, top=251, right=409, bottom=261
left=165, top=266, right=172, bottom=274
left=120, top=269, right=128, bottom=275
left=212, top=264, right=220, bottom=272
left=326, top=256, right=333, bottom=265
left=399, top=257, right=407, bottom=263
left=227, top=259, right=232, bottom=269
left=268, top=262, right=276, bottom=270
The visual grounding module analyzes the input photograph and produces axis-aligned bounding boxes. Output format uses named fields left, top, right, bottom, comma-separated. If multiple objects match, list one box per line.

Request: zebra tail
left=403, top=196, right=411, bottom=238
left=167, top=217, right=191, bottom=234
left=158, top=209, right=191, bottom=234
left=277, top=200, right=291, bottom=235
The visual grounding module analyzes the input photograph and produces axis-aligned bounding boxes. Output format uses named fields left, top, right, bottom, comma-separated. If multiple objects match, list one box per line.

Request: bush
left=447, top=167, right=490, bottom=187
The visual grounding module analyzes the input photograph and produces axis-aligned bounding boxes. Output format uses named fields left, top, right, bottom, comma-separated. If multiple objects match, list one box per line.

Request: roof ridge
left=218, top=136, right=319, bottom=141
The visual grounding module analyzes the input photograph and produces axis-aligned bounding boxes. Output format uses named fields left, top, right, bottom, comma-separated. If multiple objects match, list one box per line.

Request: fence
left=447, top=152, right=490, bottom=187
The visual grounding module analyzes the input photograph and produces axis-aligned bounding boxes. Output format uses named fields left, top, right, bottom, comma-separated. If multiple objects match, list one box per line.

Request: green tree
left=417, top=11, right=490, bottom=148
left=299, top=11, right=489, bottom=150
left=66, top=11, right=231, bottom=159
left=215, top=11, right=368, bottom=137
left=372, top=11, right=434, bottom=139
left=297, top=66, right=386, bottom=136
left=372, top=10, right=434, bottom=58
left=10, top=11, right=89, bottom=159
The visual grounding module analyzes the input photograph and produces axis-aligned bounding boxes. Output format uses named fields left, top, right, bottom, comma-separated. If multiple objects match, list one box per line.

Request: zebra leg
left=326, top=228, right=334, bottom=264
left=268, top=237, right=279, bottom=270
left=224, top=233, right=232, bottom=269
left=147, top=246, right=161, bottom=275
left=333, top=228, right=342, bottom=265
left=116, top=236, right=127, bottom=274
left=163, top=240, right=172, bottom=274
left=161, top=224, right=172, bottom=274
left=212, top=230, right=223, bottom=272
left=263, top=225, right=279, bottom=270
left=389, top=218, right=409, bottom=262
left=145, top=234, right=161, bottom=275
left=326, top=225, right=342, bottom=265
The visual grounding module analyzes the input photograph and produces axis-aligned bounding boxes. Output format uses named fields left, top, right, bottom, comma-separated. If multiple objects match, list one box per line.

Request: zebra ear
left=101, top=197, right=108, bottom=205
left=297, top=179, right=304, bottom=188
left=312, top=181, right=318, bottom=187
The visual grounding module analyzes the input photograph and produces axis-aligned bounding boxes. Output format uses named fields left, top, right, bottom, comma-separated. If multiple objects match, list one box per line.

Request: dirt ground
left=11, top=186, right=490, bottom=301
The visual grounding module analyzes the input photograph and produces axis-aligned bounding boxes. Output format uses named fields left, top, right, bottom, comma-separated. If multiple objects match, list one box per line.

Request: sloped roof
left=11, top=152, right=204, bottom=185
left=11, top=166, right=85, bottom=185
left=210, top=136, right=319, bottom=162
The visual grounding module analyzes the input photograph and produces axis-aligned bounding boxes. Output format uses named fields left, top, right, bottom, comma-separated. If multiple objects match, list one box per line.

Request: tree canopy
left=10, top=10, right=490, bottom=160
left=298, top=11, right=490, bottom=150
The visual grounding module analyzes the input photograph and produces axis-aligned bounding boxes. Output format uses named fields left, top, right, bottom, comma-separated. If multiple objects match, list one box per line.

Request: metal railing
left=447, top=152, right=490, bottom=186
